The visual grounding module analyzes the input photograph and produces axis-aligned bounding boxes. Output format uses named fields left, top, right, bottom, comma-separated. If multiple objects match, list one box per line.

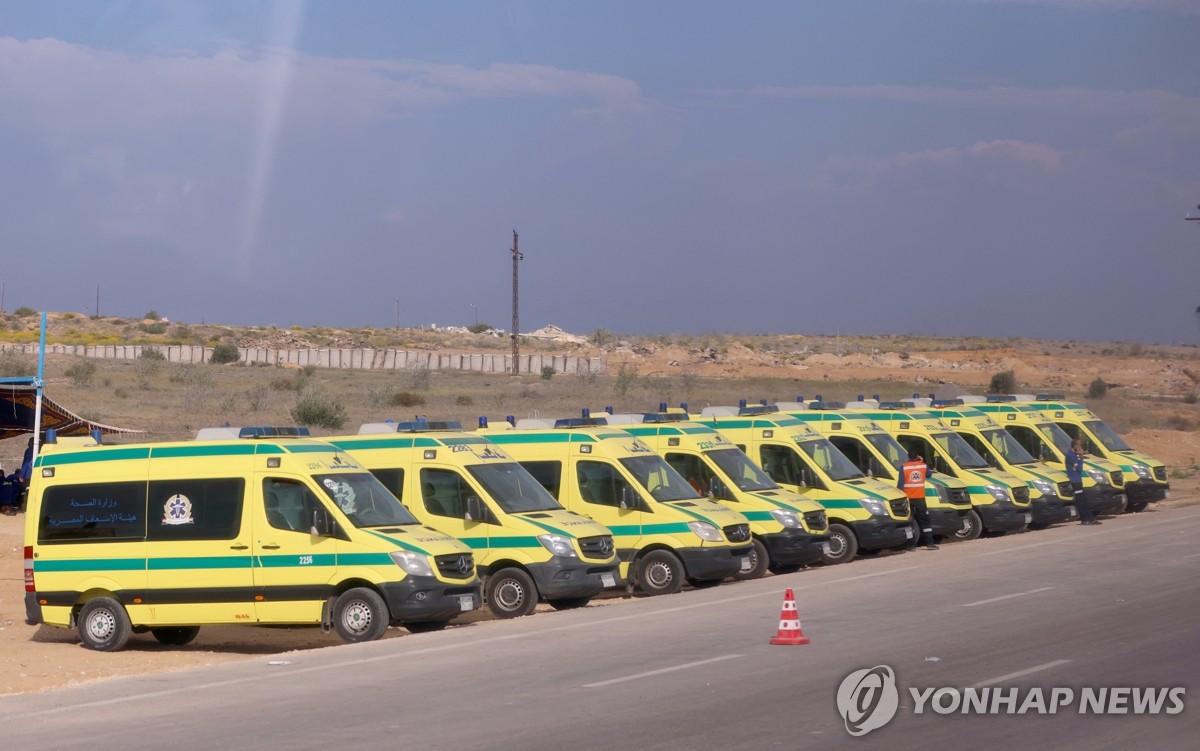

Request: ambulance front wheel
left=819, top=523, right=858, bottom=565
left=635, top=550, right=684, bottom=596
left=952, top=510, right=983, bottom=542
left=333, top=587, right=390, bottom=643
left=486, top=568, right=539, bottom=618
left=547, top=596, right=592, bottom=610
left=77, top=597, right=132, bottom=652
left=152, top=626, right=200, bottom=646
left=404, top=620, right=450, bottom=633
left=732, top=538, right=769, bottom=581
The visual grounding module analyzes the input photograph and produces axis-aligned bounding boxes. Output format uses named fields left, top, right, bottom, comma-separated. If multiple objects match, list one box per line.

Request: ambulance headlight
left=1086, top=469, right=1107, bottom=485
left=1132, top=464, right=1151, bottom=479
left=985, top=484, right=1011, bottom=502
left=1030, top=479, right=1055, bottom=497
left=768, top=509, right=801, bottom=528
left=537, top=534, right=578, bottom=558
left=860, top=499, right=887, bottom=516
left=390, top=551, right=434, bottom=577
left=688, top=521, right=723, bottom=542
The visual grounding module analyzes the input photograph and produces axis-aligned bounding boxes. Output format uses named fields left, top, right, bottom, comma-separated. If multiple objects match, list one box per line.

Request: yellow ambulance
left=478, top=416, right=755, bottom=595
left=778, top=402, right=975, bottom=541
left=326, top=420, right=620, bottom=618
left=848, top=404, right=1032, bottom=536
left=693, top=404, right=913, bottom=565
left=23, top=427, right=481, bottom=651
left=924, top=404, right=1076, bottom=528
left=971, top=399, right=1128, bottom=515
left=598, top=409, right=830, bottom=578
left=1009, top=395, right=1168, bottom=512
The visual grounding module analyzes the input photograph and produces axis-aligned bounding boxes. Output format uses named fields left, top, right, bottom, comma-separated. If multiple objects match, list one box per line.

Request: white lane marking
left=961, top=586, right=1055, bottom=608
left=17, top=566, right=921, bottom=717
left=969, top=659, right=1072, bottom=688
left=583, top=654, right=742, bottom=688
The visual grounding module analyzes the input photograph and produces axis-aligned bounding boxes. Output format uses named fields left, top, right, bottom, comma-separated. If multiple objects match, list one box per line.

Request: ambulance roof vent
left=957, top=394, right=986, bottom=403
left=844, top=400, right=877, bottom=409
left=699, top=406, right=741, bottom=417
left=808, top=401, right=846, bottom=410
left=774, top=401, right=808, bottom=411
left=640, top=412, right=687, bottom=423
left=930, top=398, right=964, bottom=407
left=603, top=413, right=646, bottom=425
left=737, top=404, right=779, bottom=416
left=1033, top=394, right=1063, bottom=401
left=553, top=417, right=610, bottom=428
left=359, top=420, right=463, bottom=434
left=985, top=395, right=1017, bottom=402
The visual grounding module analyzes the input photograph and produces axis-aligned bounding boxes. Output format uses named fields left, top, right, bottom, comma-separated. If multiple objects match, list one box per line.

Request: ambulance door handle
left=261, top=543, right=281, bottom=550
left=230, top=544, right=249, bottom=550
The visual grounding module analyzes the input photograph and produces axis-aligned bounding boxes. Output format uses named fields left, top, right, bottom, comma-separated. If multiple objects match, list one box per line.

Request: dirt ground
left=1, top=428, right=1196, bottom=697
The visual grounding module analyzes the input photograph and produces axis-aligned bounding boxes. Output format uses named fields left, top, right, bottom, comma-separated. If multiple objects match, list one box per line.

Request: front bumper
left=677, top=544, right=753, bottom=581
left=976, top=500, right=1030, bottom=532
left=761, top=528, right=828, bottom=567
left=850, top=517, right=911, bottom=551
left=1126, top=478, right=1169, bottom=505
left=380, top=576, right=481, bottom=624
left=1030, top=495, right=1074, bottom=526
left=526, top=558, right=621, bottom=600
left=927, top=507, right=970, bottom=536
left=1084, top=486, right=1127, bottom=516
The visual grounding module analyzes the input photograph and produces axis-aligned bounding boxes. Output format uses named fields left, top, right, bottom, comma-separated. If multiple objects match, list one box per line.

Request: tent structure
left=0, top=380, right=143, bottom=441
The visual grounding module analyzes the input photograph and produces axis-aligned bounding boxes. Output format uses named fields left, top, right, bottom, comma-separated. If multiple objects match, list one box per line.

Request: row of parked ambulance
left=21, top=394, right=1170, bottom=651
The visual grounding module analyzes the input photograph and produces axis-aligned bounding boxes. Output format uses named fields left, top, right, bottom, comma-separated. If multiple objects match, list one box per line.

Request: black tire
left=546, top=596, right=592, bottom=611
left=1125, top=498, right=1149, bottom=513
left=151, top=626, right=200, bottom=646
left=332, top=587, right=389, bottom=643
left=952, top=510, right=983, bottom=542
left=687, top=577, right=724, bottom=589
left=404, top=620, right=449, bottom=634
left=768, top=562, right=803, bottom=575
left=732, top=538, right=770, bottom=581
left=819, top=523, right=858, bottom=565
left=635, top=549, right=684, bottom=596
left=485, top=568, right=539, bottom=618
left=77, top=597, right=132, bottom=652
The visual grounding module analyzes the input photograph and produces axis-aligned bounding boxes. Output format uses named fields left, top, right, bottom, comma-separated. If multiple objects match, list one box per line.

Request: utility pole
left=95, top=286, right=100, bottom=319
left=510, top=230, right=523, bottom=375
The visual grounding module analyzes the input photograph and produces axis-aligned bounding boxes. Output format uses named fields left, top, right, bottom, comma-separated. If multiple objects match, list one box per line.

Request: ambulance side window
left=420, top=468, right=470, bottom=519
left=370, top=468, right=405, bottom=503
left=39, top=481, right=147, bottom=543
left=576, top=460, right=634, bottom=508
left=759, top=445, right=800, bottom=487
left=264, top=479, right=319, bottom=532
left=1007, top=426, right=1044, bottom=459
left=959, top=434, right=996, bottom=467
left=519, top=461, right=562, bottom=499
left=147, top=478, right=244, bottom=541
left=898, top=437, right=952, bottom=477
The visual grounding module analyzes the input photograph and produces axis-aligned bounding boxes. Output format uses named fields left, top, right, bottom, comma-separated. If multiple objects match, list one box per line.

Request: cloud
left=746, top=83, right=1200, bottom=119
left=812, top=139, right=1065, bottom=193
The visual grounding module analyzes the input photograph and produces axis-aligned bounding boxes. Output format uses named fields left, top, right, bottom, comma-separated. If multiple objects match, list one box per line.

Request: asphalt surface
left=2, top=504, right=1197, bottom=750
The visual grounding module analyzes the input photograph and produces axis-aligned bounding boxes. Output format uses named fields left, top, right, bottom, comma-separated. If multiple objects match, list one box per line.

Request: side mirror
left=311, top=507, right=335, bottom=537
left=465, top=495, right=485, bottom=523
left=618, top=485, right=638, bottom=510
left=708, top=476, right=730, bottom=501
left=799, top=468, right=810, bottom=488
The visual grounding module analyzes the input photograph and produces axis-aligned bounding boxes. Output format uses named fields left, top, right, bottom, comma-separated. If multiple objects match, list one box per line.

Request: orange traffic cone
left=769, top=588, right=810, bottom=645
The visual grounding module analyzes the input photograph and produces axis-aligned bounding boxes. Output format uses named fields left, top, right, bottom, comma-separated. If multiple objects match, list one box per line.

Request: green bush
left=455, top=395, right=474, bottom=406
left=390, top=391, right=425, bottom=408
left=1184, top=392, right=1198, bottom=405
left=144, top=310, right=162, bottom=320
left=0, top=349, right=32, bottom=377
left=290, top=393, right=347, bottom=429
left=138, top=321, right=168, bottom=334
left=140, top=346, right=166, bottom=361
left=541, top=365, right=556, bottom=380
left=65, top=360, right=97, bottom=386
left=1086, top=378, right=1108, bottom=399
left=467, top=322, right=494, bottom=334
left=988, top=369, right=1016, bottom=394
left=13, top=306, right=36, bottom=317
left=209, top=342, right=241, bottom=364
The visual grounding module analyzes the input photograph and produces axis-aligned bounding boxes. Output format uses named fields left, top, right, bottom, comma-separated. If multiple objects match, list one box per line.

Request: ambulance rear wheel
left=952, top=510, right=983, bottom=542
left=152, top=626, right=200, bottom=646
left=636, top=550, right=684, bottom=596
left=404, top=620, right=449, bottom=634
left=732, top=538, right=769, bottom=581
left=333, top=587, right=389, bottom=643
left=486, top=568, right=538, bottom=618
left=77, top=597, right=132, bottom=652
left=819, top=524, right=857, bottom=565
left=547, top=596, right=592, bottom=610
left=1125, top=498, right=1148, bottom=513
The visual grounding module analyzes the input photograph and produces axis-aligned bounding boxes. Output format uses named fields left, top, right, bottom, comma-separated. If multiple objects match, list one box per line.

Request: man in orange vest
left=899, top=450, right=938, bottom=550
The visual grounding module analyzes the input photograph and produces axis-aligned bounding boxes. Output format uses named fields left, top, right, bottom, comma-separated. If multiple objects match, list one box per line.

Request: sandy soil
left=1, top=429, right=1196, bottom=697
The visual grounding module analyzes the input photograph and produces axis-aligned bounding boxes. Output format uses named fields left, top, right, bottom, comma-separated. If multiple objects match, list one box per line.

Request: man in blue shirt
left=1066, top=439, right=1099, bottom=525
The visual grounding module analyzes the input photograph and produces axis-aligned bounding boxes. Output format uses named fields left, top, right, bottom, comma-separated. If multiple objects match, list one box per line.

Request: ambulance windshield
left=314, top=472, right=419, bottom=527
left=1083, top=420, right=1132, bottom=452
left=706, top=448, right=778, bottom=492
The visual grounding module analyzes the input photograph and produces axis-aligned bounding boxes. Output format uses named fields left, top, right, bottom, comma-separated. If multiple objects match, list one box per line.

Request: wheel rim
left=826, top=533, right=847, bottom=557
left=644, top=560, right=674, bottom=589
left=493, top=579, right=528, bottom=612
left=340, top=598, right=376, bottom=637
left=86, top=609, right=116, bottom=642
left=957, top=514, right=976, bottom=539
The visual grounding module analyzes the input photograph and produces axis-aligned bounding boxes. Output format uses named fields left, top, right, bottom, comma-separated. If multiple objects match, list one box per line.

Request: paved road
left=3, top=505, right=1197, bottom=750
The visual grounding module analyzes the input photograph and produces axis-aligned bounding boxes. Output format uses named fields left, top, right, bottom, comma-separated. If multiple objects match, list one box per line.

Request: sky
left=1, top=1, right=1198, bottom=344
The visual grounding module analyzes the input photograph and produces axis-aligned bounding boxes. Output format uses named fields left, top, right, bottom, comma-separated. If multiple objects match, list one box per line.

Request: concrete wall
left=0, top=343, right=606, bottom=375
